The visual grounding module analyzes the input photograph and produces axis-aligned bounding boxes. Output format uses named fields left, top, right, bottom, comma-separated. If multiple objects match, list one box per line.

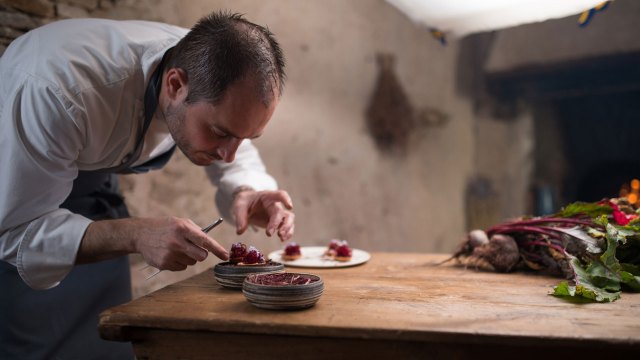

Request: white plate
left=267, top=246, right=371, bottom=268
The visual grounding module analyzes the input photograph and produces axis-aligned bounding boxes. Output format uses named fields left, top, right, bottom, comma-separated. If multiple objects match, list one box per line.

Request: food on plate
left=323, top=239, right=352, bottom=262
left=282, top=242, right=302, bottom=261
left=245, top=272, right=319, bottom=286
left=334, top=243, right=353, bottom=262
left=229, top=242, right=266, bottom=265
left=230, top=242, right=248, bottom=264
left=323, top=239, right=341, bottom=258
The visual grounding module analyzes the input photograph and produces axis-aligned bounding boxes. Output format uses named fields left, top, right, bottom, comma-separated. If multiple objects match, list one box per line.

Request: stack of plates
left=213, top=261, right=284, bottom=289
left=242, top=273, right=324, bottom=310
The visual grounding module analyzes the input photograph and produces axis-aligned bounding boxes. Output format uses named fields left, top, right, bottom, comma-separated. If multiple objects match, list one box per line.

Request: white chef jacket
left=0, top=19, right=277, bottom=290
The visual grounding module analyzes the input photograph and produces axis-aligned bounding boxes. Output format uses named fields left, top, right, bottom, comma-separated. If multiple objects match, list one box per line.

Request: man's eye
left=212, top=128, right=229, bottom=138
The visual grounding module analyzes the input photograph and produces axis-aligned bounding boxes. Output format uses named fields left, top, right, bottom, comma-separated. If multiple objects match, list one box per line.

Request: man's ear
left=164, top=68, right=189, bottom=102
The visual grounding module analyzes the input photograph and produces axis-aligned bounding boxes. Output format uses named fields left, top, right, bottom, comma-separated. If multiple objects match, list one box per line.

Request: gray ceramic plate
left=242, top=273, right=324, bottom=310
left=213, top=261, right=284, bottom=289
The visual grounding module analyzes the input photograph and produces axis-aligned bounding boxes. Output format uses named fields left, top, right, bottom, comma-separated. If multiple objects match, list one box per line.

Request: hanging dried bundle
left=365, top=53, right=415, bottom=154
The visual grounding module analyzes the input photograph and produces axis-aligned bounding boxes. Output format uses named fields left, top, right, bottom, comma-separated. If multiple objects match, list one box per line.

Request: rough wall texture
left=3, top=0, right=637, bottom=298
left=0, top=0, right=483, bottom=297
left=122, top=0, right=477, bottom=296
left=485, top=0, right=640, bottom=73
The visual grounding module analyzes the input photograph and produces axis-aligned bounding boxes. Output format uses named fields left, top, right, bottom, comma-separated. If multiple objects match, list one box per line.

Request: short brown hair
left=167, top=11, right=286, bottom=106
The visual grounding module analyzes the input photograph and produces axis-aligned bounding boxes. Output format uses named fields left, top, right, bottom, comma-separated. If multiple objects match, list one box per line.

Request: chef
left=0, top=11, right=294, bottom=359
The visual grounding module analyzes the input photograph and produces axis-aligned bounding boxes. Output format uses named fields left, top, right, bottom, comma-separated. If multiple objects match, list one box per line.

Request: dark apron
left=0, top=155, right=177, bottom=360
left=0, top=49, right=175, bottom=360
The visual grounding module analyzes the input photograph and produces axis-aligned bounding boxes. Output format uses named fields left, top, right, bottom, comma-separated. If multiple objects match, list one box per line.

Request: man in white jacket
left=0, top=11, right=294, bottom=359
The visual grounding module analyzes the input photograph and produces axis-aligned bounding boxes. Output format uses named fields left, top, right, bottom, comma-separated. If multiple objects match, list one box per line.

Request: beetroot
left=230, top=242, right=247, bottom=264
left=284, top=242, right=301, bottom=256
left=229, top=242, right=267, bottom=265
left=247, top=273, right=318, bottom=286
left=328, top=239, right=343, bottom=250
left=468, top=229, right=489, bottom=248
left=243, top=246, right=265, bottom=264
left=336, top=244, right=352, bottom=258
left=447, top=197, right=640, bottom=303
left=471, top=234, right=519, bottom=272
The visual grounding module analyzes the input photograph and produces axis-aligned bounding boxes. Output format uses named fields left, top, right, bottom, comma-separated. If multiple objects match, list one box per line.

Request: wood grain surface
left=100, top=253, right=640, bottom=359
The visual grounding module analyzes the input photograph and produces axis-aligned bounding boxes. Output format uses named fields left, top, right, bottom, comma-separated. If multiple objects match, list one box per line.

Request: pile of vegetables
left=450, top=198, right=640, bottom=302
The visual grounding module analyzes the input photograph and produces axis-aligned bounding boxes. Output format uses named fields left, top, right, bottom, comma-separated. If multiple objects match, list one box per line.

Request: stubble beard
left=163, top=102, right=204, bottom=165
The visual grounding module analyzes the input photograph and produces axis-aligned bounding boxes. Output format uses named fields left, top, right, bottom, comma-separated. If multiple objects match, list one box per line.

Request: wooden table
left=100, top=253, right=640, bottom=359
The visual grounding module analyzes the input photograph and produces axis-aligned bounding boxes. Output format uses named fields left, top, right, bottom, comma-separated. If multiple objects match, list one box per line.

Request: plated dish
left=214, top=242, right=284, bottom=289
left=268, top=246, right=371, bottom=268
left=242, top=272, right=324, bottom=310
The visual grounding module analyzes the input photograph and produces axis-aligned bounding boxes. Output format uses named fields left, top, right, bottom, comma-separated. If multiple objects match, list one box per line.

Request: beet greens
left=451, top=198, right=640, bottom=302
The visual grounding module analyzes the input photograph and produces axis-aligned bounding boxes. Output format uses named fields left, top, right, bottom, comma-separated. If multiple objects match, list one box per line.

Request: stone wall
left=0, top=0, right=113, bottom=56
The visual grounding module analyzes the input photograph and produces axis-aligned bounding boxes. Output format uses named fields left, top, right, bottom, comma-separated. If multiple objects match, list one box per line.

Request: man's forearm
left=76, top=216, right=229, bottom=269
left=75, top=219, right=137, bottom=264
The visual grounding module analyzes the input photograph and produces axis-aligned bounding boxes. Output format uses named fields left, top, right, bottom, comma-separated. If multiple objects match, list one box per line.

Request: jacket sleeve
left=0, top=74, right=92, bottom=290
left=204, top=140, right=278, bottom=221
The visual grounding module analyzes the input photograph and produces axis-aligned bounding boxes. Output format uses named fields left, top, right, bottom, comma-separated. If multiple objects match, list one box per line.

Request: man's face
left=165, top=76, right=278, bottom=166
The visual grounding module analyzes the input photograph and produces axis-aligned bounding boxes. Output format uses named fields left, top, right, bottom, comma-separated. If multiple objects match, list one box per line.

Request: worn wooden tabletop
left=100, top=253, right=640, bottom=359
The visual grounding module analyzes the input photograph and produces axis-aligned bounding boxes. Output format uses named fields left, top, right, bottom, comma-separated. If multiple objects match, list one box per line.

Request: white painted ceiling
left=385, top=0, right=606, bottom=37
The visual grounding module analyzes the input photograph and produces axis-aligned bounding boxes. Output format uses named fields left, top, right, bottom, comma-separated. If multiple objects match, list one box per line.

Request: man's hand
left=232, top=188, right=295, bottom=241
left=77, top=217, right=229, bottom=271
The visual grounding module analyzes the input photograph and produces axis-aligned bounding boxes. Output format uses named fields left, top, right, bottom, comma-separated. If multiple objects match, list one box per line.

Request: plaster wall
left=2, top=0, right=636, bottom=298
left=101, top=0, right=476, bottom=294
left=486, top=0, right=640, bottom=73
left=0, top=0, right=479, bottom=296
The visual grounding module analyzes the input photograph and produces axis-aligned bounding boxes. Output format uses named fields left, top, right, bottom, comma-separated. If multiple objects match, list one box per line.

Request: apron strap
left=96, top=47, right=174, bottom=174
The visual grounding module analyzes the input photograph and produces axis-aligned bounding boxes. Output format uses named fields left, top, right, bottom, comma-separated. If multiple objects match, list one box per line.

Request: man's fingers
left=187, top=231, right=229, bottom=261
left=277, top=214, right=295, bottom=242
left=266, top=206, right=294, bottom=238
left=265, top=211, right=283, bottom=237
left=164, top=260, right=188, bottom=272
left=262, top=190, right=293, bottom=210
left=277, top=223, right=295, bottom=242
left=184, top=241, right=208, bottom=262
left=232, top=197, right=250, bottom=235
left=175, top=253, right=198, bottom=267
left=204, top=237, right=229, bottom=261
left=230, top=189, right=295, bottom=240
left=277, top=190, right=294, bottom=210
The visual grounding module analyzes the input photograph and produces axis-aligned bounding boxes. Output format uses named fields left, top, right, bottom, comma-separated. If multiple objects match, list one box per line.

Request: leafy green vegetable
left=619, top=270, right=640, bottom=291
left=553, top=281, right=620, bottom=303
left=552, top=256, right=621, bottom=302
left=552, top=214, right=640, bottom=302
left=454, top=197, right=640, bottom=303
left=556, top=201, right=611, bottom=218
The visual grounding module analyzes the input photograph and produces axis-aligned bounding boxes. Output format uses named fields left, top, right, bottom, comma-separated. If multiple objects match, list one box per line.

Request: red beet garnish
left=328, top=239, right=342, bottom=250
left=243, top=246, right=265, bottom=264
left=229, top=243, right=247, bottom=263
left=248, top=273, right=318, bottom=286
left=336, top=244, right=352, bottom=257
left=284, top=242, right=301, bottom=256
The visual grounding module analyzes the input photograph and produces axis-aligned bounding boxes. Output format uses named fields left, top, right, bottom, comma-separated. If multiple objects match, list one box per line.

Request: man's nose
left=217, top=138, right=243, bottom=163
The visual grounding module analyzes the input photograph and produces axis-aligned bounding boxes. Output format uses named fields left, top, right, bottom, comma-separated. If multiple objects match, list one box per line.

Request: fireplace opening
left=555, top=90, right=640, bottom=205
left=486, top=51, right=640, bottom=215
